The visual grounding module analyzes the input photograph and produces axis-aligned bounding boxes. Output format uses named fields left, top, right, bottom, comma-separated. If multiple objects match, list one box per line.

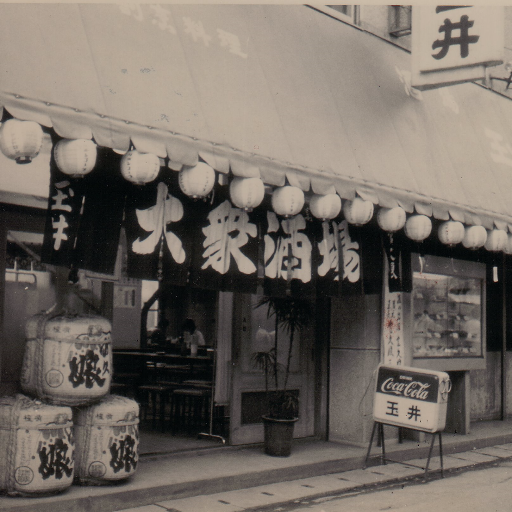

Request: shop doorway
left=229, top=293, right=316, bottom=445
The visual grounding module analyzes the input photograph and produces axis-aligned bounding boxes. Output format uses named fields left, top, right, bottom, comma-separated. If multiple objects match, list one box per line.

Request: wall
left=329, top=293, right=381, bottom=445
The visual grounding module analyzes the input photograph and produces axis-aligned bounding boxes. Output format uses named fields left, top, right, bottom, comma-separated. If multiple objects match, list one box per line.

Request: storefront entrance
left=229, top=292, right=316, bottom=445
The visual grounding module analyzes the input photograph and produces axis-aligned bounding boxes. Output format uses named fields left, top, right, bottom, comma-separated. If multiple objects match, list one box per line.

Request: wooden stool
left=170, top=388, right=211, bottom=433
left=138, top=383, right=173, bottom=432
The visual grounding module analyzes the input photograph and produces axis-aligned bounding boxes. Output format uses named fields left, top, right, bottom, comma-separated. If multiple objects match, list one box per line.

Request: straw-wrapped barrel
left=0, top=394, right=74, bottom=496
left=73, top=395, right=139, bottom=485
left=21, top=313, right=112, bottom=406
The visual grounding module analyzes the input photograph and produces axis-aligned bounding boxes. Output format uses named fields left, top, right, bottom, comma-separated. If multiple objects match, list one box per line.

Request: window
left=314, top=5, right=360, bottom=25
left=389, top=5, right=412, bottom=37
left=411, top=255, right=485, bottom=360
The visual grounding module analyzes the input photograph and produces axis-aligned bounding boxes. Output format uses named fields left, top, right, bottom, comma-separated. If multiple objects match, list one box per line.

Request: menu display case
left=411, top=254, right=486, bottom=371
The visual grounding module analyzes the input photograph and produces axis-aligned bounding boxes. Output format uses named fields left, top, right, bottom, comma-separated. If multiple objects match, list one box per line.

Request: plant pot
left=262, top=415, right=298, bottom=457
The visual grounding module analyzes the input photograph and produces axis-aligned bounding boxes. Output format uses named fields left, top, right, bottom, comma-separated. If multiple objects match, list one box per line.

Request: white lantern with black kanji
left=54, top=139, right=97, bottom=177
left=377, top=206, right=406, bottom=232
left=405, top=214, right=432, bottom=242
left=343, top=198, right=374, bottom=226
left=230, top=177, right=265, bottom=211
left=271, top=186, right=305, bottom=217
left=484, top=229, right=508, bottom=252
left=438, top=221, right=465, bottom=246
left=309, top=193, right=342, bottom=220
left=0, top=119, right=44, bottom=164
left=462, top=225, right=487, bottom=250
left=179, top=162, right=216, bottom=198
left=120, top=150, right=160, bottom=185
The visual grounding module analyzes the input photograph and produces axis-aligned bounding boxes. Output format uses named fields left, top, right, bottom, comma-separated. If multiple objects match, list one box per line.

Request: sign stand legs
left=364, top=422, right=444, bottom=479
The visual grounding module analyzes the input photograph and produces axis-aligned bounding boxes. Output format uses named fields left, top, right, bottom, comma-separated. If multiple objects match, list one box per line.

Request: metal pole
left=502, top=253, right=507, bottom=421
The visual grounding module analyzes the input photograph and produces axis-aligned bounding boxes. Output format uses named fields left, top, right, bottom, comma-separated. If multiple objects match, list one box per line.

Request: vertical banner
left=124, top=172, right=204, bottom=284
left=381, top=287, right=405, bottom=366
left=42, top=144, right=126, bottom=275
left=190, top=184, right=260, bottom=294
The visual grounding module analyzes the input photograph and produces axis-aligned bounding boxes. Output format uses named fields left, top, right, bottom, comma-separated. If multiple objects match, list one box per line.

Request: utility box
left=373, top=364, right=451, bottom=433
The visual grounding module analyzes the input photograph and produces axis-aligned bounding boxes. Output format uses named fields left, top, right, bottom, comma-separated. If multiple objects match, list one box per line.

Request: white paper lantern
left=120, top=150, right=160, bottom=185
left=405, top=215, right=432, bottom=242
left=309, top=193, right=342, bottom=220
left=230, top=177, right=265, bottom=211
left=438, top=221, right=465, bottom=246
left=54, top=139, right=97, bottom=177
left=377, top=206, right=406, bottom=232
left=271, top=186, right=305, bottom=217
left=343, top=198, right=374, bottom=226
left=179, top=162, right=216, bottom=198
left=0, top=119, right=44, bottom=164
left=484, top=229, right=508, bottom=252
left=462, top=225, right=487, bottom=250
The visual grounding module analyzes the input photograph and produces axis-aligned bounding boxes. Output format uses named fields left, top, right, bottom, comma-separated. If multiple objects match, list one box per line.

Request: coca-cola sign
left=373, top=365, right=450, bottom=433
left=376, top=367, right=439, bottom=403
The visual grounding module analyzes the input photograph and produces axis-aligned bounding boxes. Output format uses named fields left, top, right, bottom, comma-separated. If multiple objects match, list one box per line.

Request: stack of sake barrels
left=0, top=312, right=139, bottom=497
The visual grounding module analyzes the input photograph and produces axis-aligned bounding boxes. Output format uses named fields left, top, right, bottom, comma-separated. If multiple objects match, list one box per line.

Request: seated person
left=181, top=318, right=205, bottom=350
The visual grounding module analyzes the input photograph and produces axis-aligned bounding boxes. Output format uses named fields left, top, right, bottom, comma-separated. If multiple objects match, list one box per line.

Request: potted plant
left=251, top=295, right=314, bottom=457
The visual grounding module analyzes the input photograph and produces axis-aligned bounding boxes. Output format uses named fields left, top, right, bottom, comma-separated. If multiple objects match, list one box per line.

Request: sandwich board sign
left=373, top=364, right=451, bottom=433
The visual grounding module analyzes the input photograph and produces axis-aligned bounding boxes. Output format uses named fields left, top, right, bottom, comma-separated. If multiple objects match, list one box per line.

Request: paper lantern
left=120, top=150, right=160, bottom=185
left=309, top=193, right=342, bottom=220
left=404, top=215, right=432, bottom=242
left=484, top=229, right=508, bottom=252
left=271, top=186, right=305, bottom=217
left=438, top=221, right=465, bottom=246
left=343, top=198, right=374, bottom=226
left=179, top=162, right=216, bottom=198
left=505, top=234, right=512, bottom=255
left=230, top=177, right=265, bottom=211
left=0, top=119, right=43, bottom=164
left=377, top=206, right=406, bottom=232
left=54, top=139, right=97, bottom=177
left=462, top=225, right=487, bottom=250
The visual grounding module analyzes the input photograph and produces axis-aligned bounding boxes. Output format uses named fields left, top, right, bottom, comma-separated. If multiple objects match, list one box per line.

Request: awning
left=1, top=4, right=512, bottom=230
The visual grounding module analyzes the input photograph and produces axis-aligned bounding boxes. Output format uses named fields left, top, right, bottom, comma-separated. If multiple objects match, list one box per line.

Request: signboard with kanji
left=373, top=364, right=451, bottom=433
left=411, top=6, right=503, bottom=90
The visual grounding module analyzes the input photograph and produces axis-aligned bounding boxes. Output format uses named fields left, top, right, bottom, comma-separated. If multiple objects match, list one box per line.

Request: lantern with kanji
left=120, top=150, right=160, bottom=185
left=179, top=162, right=216, bottom=198
left=405, top=215, right=432, bottom=242
left=484, top=229, right=508, bottom=252
left=309, top=193, right=342, bottom=221
left=0, top=119, right=44, bottom=164
left=377, top=206, right=406, bottom=232
left=271, top=185, right=305, bottom=217
left=230, top=177, right=265, bottom=211
left=54, top=139, right=97, bottom=177
left=438, top=221, right=465, bottom=246
left=343, top=198, right=374, bottom=226
left=462, top=225, right=487, bottom=250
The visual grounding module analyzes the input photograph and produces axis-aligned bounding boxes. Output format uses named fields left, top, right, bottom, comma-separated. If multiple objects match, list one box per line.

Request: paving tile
left=494, top=443, right=512, bottom=452
left=448, top=450, right=499, bottom=464
left=335, top=468, right=394, bottom=485
left=115, top=506, right=167, bottom=512
left=474, top=446, right=512, bottom=458
left=364, top=462, right=423, bottom=478
left=157, top=495, right=244, bottom=512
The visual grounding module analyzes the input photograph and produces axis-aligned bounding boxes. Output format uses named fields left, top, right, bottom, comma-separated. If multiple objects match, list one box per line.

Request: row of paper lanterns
left=1, top=118, right=511, bottom=253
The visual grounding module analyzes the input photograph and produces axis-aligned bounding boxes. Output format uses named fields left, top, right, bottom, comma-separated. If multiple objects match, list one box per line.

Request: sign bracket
left=363, top=421, right=444, bottom=479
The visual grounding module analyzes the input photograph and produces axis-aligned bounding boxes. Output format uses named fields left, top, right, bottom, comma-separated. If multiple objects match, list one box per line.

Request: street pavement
left=114, top=442, right=512, bottom=512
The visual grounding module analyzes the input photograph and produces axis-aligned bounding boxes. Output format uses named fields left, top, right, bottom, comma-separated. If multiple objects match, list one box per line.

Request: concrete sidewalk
left=3, top=419, right=512, bottom=512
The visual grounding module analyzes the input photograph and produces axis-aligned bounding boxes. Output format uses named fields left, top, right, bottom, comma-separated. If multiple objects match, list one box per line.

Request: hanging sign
left=373, top=364, right=451, bottom=433
left=411, top=6, right=504, bottom=90
left=381, top=290, right=405, bottom=366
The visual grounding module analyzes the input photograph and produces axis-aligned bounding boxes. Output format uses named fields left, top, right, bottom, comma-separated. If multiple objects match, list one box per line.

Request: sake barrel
left=0, top=394, right=74, bottom=496
left=73, top=395, right=139, bottom=485
left=21, top=313, right=112, bottom=406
